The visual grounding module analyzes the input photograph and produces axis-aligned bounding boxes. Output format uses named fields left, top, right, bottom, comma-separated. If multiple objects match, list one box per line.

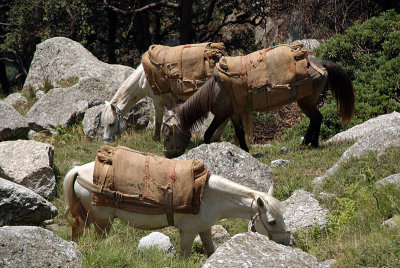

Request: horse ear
left=268, top=184, right=274, bottom=196
left=257, top=197, right=265, bottom=208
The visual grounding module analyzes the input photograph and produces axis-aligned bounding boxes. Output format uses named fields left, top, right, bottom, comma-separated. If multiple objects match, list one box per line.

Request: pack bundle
left=91, top=145, right=209, bottom=222
left=216, top=44, right=321, bottom=111
left=142, top=42, right=225, bottom=100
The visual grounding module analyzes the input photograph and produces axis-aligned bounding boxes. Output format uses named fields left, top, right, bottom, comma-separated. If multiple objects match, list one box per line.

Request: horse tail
left=322, top=60, right=355, bottom=124
left=63, top=166, right=87, bottom=240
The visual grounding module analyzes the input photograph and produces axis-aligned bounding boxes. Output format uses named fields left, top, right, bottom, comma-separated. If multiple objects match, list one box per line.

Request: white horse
left=101, top=63, right=176, bottom=142
left=63, top=161, right=291, bottom=258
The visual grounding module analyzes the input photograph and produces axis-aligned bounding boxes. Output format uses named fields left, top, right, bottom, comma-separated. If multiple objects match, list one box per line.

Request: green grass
left=33, top=123, right=400, bottom=267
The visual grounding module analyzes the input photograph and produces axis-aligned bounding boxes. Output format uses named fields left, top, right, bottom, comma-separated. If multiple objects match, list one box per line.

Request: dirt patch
left=253, top=102, right=304, bottom=143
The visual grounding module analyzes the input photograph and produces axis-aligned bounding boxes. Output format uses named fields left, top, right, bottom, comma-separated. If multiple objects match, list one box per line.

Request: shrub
left=289, top=10, right=400, bottom=139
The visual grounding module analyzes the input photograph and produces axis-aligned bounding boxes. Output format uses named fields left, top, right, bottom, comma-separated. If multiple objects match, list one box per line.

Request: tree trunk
left=179, top=0, right=193, bottom=44
left=133, top=0, right=151, bottom=53
left=0, top=60, right=10, bottom=95
left=107, top=9, right=117, bottom=64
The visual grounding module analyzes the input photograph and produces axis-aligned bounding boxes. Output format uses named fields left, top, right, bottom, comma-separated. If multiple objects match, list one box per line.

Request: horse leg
left=153, top=101, right=163, bottom=141
left=204, top=115, right=229, bottom=144
left=231, top=114, right=249, bottom=152
left=93, top=216, right=115, bottom=238
left=199, top=228, right=215, bottom=257
left=210, top=119, right=229, bottom=142
left=297, top=99, right=322, bottom=148
left=179, top=230, right=197, bottom=258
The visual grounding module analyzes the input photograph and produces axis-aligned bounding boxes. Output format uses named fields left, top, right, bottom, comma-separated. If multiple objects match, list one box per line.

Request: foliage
left=316, top=10, right=400, bottom=138
left=31, top=121, right=400, bottom=266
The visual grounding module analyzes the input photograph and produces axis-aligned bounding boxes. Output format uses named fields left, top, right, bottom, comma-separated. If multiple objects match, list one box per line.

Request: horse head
left=101, top=101, right=128, bottom=142
left=161, top=111, right=191, bottom=159
left=250, top=185, right=292, bottom=245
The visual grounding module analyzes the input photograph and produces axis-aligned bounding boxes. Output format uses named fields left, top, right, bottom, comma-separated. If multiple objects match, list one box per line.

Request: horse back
left=91, top=145, right=210, bottom=215
left=142, top=43, right=225, bottom=100
left=216, top=44, right=319, bottom=112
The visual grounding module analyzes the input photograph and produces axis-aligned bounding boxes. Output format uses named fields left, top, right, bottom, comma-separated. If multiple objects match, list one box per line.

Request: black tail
left=322, top=60, right=355, bottom=124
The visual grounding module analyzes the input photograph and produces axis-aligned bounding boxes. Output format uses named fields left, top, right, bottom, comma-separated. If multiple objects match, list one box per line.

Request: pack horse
left=162, top=44, right=355, bottom=158
left=63, top=145, right=291, bottom=258
left=101, top=42, right=226, bottom=142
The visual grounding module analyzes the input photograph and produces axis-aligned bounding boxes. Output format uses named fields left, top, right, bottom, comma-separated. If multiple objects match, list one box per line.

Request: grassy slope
left=33, top=124, right=400, bottom=267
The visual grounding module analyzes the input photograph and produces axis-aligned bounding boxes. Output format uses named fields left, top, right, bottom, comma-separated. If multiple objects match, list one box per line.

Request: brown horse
left=162, top=56, right=355, bottom=158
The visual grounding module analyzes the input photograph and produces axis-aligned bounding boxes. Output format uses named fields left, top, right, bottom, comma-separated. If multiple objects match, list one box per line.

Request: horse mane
left=176, top=76, right=217, bottom=131
left=110, top=63, right=145, bottom=107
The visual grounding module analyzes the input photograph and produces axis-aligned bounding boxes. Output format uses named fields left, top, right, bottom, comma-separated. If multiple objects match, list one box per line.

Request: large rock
left=291, top=39, right=321, bottom=55
left=0, top=177, right=57, bottom=225
left=3, top=93, right=27, bottom=107
left=0, top=101, right=29, bottom=141
left=314, top=112, right=400, bottom=185
left=203, top=232, right=326, bottom=268
left=327, top=112, right=400, bottom=145
left=127, top=97, right=151, bottom=129
left=375, top=174, right=400, bottom=188
left=282, top=190, right=328, bottom=231
left=24, top=37, right=132, bottom=93
left=176, top=142, right=272, bottom=192
left=23, top=37, right=133, bottom=132
left=0, top=226, right=82, bottom=267
left=194, top=225, right=231, bottom=249
left=82, top=104, right=105, bottom=139
left=0, top=140, right=55, bottom=198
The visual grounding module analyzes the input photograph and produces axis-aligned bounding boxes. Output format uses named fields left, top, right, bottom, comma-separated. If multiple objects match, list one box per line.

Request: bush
left=290, top=10, right=400, bottom=139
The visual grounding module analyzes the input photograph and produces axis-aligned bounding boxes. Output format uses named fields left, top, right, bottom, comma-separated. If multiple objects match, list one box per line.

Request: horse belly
left=114, top=210, right=170, bottom=230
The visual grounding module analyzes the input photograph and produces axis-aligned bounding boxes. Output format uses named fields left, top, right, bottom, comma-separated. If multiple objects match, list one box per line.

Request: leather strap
left=308, top=57, right=325, bottom=75
left=76, top=175, right=141, bottom=199
left=97, top=164, right=110, bottom=192
left=165, top=187, right=174, bottom=226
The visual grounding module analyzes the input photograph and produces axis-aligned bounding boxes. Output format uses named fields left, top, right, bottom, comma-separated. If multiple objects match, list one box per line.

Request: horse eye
left=268, top=220, right=276, bottom=225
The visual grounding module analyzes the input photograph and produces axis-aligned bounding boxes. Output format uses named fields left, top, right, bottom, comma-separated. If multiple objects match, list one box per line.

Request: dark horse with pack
left=162, top=44, right=355, bottom=158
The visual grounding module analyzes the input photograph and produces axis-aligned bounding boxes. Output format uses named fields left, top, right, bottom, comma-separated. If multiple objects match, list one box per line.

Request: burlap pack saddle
left=216, top=44, right=325, bottom=112
left=80, top=145, right=209, bottom=226
left=142, top=42, right=226, bottom=100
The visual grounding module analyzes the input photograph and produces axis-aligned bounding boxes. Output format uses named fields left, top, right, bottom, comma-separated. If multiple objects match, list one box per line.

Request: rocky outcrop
left=23, top=37, right=133, bottom=133
left=0, top=140, right=55, bottom=198
left=0, top=101, right=29, bottom=141
left=24, top=37, right=132, bottom=93
left=314, top=112, right=400, bottom=185
left=203, top=232, right=328, bottom=268
left=375, top=174, right=400, bottom=188
left=0, top=226, right=82, bottom=268
left=26, top=78, right=113, bottom=132
left=282, top=190, right=328, bottom=231
left=327, top=112, right=400, bottom=145
left=0, top=177, right=57, bottom=225
left=194, top=225, right=231, bottom=249
left=3, top=93, right=27, bottom=107
left=176, top=142, right=272, bottom=192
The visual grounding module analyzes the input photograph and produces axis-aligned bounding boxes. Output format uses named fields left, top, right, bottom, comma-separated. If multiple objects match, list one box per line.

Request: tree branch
left=103, top=0, right=179, bottom=16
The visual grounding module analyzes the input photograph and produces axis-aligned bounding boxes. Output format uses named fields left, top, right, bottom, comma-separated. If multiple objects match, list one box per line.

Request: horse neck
left=205, top=175, right=260, bottom=220
left=176, top=77, right=216, bottom=132
left=111, top=63, right=149, bottom=114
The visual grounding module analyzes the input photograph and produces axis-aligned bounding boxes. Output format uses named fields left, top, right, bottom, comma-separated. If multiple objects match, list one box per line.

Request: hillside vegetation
left=33, top=123, right=400, bottom=267
left=2, top=8, right=400, bottom=267
left=288, top=10, right=400, bottom=140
